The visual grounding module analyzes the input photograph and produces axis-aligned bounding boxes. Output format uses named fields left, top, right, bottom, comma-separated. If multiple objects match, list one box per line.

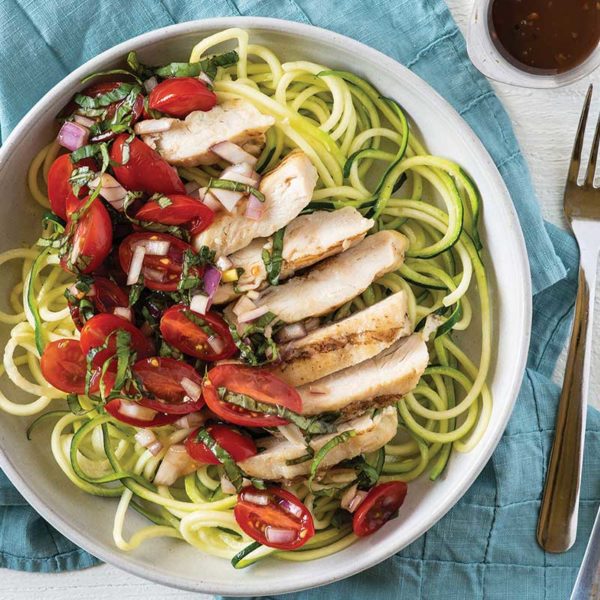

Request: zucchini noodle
left=0, top=29, right=492, bottom=566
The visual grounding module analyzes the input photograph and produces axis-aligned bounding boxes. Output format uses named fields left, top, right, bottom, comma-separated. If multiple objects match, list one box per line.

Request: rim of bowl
left=0, top=16, right=532, bottom=595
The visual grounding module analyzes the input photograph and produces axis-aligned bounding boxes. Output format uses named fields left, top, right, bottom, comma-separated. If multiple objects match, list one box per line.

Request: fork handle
left=537, top=253, right=597, bottom=553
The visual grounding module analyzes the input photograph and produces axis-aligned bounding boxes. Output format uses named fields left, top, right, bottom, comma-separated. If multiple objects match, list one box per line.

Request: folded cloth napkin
left=0, top=0, right=596, bottom=597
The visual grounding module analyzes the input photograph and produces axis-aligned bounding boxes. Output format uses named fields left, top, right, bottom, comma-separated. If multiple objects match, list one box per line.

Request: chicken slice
left=238, top=406, right=398, bottom=481
left=140, top=99, right=275, bottom=166
left=299, top=333, right=428, bottom=416
left=252, top=230, right=408, bottom=324
left=193, top=151, right=317, bottom=256
left=214, top=207, right=373, bottom=304
left=271, top=291, right=411, bottom=387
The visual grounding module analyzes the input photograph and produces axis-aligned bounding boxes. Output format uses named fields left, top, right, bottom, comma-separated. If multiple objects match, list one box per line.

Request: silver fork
left=537, top=85, right=600, bottom=553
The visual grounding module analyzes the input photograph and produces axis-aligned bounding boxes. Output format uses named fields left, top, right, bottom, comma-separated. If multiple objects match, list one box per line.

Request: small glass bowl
left=467, top=0, right=600, bottom=88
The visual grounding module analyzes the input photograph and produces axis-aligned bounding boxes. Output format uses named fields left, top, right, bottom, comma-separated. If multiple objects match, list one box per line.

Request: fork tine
left=569, top=84, right=593, bottom=184
left=585, top=109, right=600, bottom=187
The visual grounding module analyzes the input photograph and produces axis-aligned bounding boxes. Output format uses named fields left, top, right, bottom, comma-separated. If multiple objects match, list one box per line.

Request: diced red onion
left=275, top=322, right=307, bottom=343
left=245, top=194, right=264, bottom=221
left=348, top=490, right=368, bottom=513
left=198, top=72, right=213, bottom=86
left=174, top=412, right=206, bottom=430
left=210, top=141, right=258, bottom=167
left=120, top=400, right=157, bottom=421
left=180, top=377, right=202, bottom=401
left=246, top=290, right=260, bottom=300
left=265, top=526, right=297, bottom=545
left=73, top=114, right=96, bottom=128
left=220, top=475, right=236, bottom=495
left=90, top=173, right=127, bottom=210
left=134, top=118, right=173, bottom=135
left=243, top=491, right=270, bottom=506
left=127, top=245, right=146, bottom=285
left=143, top=76, right=158, bottom=92
left=279, top=497, right=305, bottom=518
left=58, top=121, right=89, bottom=151
left=238, top=305, right=270, bottom=324
left=211, top=188, right=244, bottom=212
left=304, top=318, right=320, bottom=332
left=233, top=295, right=256, bottom=317
left=308, top=384, right=329, bottom=395
left=216, top=256, right=233, bottom=271
left=142, top=267, right=166, bottom=282
left=113, top=307, right=132, bottom=321
left=207, top=335, right=226, bottom=355
left=185, top=181, right=201, bottom=195
left=277, top=424, right=305, bottom=446
left=202, top=191, right=222, bottom=212
left=135, top=430, right=163, bottom=456
left=154, top=444, right=195, bottom=486
left=220, top=165, right=258, bottom=186
left=70, top=236, right=82, bottom=267
left=190, top=293, right=210, bottom=315
left=142, top=240, right=170, bottom=256
left=203, top=266, right=222, bottom=298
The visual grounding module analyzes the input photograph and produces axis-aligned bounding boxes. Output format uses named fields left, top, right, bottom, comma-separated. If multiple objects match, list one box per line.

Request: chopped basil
left=207, top=178, right=265, bottom=203
left=67, top=394, right=88, bottom=416
left=154, top=50, right=239, bottom=80
left=195, top=428, right=245, bottom=492
left=155, top=195, right=173, bottom=209
left=286, top=452, right=314, bottom=466
left=308, top=430, right=356, bottom=490
left=36, top=212, right=65, bottom=248
left=183, top=309, right=218, bottom=337
left=80, top=67, right=143, bottom=86
left=68, top=166, right=96, bottom=197
left=224, top=311, right=279, bottom=366
left=261, top=227, right=285, bottom=286
left=74, top=83, right=136, bottom=110
left=128, top=282, right=144, bottom=306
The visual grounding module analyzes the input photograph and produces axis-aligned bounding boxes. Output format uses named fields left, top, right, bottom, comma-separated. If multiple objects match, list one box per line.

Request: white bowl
left=0, top=17, right=532, bottom=596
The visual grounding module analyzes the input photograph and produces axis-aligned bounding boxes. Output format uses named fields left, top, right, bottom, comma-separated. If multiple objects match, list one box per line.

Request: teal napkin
left=0, top=1, right=595, bottom=598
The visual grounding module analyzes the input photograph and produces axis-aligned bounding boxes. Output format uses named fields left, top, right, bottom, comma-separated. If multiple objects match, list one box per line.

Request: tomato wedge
left=104, top=399, right=179, bottom=428
left=60, top=197, right=113, bottom=274
left=148, top=77, right=217, bottom=118
left=80, top=313, right=154, bottom=369
left=132, top=357, right=204, bottom=414
left=202, top=364, right=301, bottom=428
left=67, top=276, right=129, bottom=330
left=47, top=155, right=97, bottom=220
left=135, top=194, right=215, bottom=235
left=159, top=305, right=236, bottom=361
left=234, top=486, right=315, bottom=550
left=185, top=424, right=256, bottom=464
left=118, top=232, right=198, bottom=292
left=352, top=482, right=408, bottom=537
left=110, top=134, right=185, bottom=195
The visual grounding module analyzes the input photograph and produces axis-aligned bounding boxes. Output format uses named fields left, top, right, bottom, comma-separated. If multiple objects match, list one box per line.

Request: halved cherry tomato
left=110, top=134, right=185, bottom=195
left=104, top=398, right=179, bottom=428
left=148, top=78, right=216, bottom=118
left=352, top=482, right=408, bottom=538
left=47, top=155, right=97, bottom=220
left=202, top=364, right=301, bottom=428
left=60, top=196, right=113, bottom=274
left=185, top=424, right=256, bottom=464
left=159, top=305, right=236, bottom=361
left=80, top=313, right=154, bottom=369
left=118, top=232, right=198, bottom=292
left=132, top=357, right=204, bottom=414
left=67, top=276, right=129, bottom=330
left=234, top=486, right=315, bottom=550
left=135, top=194, right=215, bottom=235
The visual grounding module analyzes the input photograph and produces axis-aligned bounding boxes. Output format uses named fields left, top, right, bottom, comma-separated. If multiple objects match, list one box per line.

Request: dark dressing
left=490, top=0, right=600, bottom=73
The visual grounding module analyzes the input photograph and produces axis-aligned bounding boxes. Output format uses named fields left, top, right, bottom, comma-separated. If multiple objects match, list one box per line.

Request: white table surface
left=2, top=2, right=599, bottom=598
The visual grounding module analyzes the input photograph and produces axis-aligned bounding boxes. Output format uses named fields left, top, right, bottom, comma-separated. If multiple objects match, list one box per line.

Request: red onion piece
left=58, top=121, right=89, bottom=151
left=243, top=491, right=270, bottom=506
left=127, top=246, right=146, bottom=285
left=203, top=266, right=222, bottom=299
left=73, top=114, right=96, bottom=128
left=180, top=377, right=202, bottom=401
left=174, top=412, right=206, bottom=430
left=134, top=118, right=173, bottom=135
left=113, top=307, right=132, bottom=321
left=238, top=305, right=270, bottom=324
left=216, top=256, right=233, bottom=271
left=245, top=194, right=264, bottom=221
left=265, top=526, right=297, bottom=545
left=275, top=322, right=307, bottom=343
left=143, top=76, right=158, bottom=92
left=190, top=293, right=209, bottom=315
left=201, top=192, right=222, bottom=212
left=210, top=141, right=258, bottom=167
left=185, top=181, right=201, bottom=195
left=207, top=335, right=225, bottom=355
left=233, top=296, right=256, bottom=317
left=211, top=187, right=244, bottom=212
left=154, top=444, right=195, bottom=486
left=120, top=400, right=157, bottom=421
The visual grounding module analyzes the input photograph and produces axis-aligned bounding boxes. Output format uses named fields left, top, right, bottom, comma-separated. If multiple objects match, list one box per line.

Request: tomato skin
left=352, top=482, right=408, bottom=538
left=68, top=276, right=129, bottom=330
left=159, top=305, right=236, bottom=361
left=40, top=339, right=88, bottom=393
left=80, top=313, right=154, bottom=369
left=60, top=196, right=113, bottom=274
left=148, top=78, right=217, bottom=118
left=132, top=356, right=204, bottom=414
left=135, top=194, right=215, bottom=235
left=185, top=424, right=256, bottom=464
left=110, top=134, right=185, bottom=195
left=47, top=155, right=96, bottom=220
left=234, top=487, right=315, bottom=550
left=202, top=365, right=301, bottom=428
left=118, top=232, right=197, bottom=292
left=104, top=399, right=179, bottom=428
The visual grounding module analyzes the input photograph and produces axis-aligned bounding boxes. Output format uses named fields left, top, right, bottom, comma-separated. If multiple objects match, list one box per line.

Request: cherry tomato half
left=40, top=339, right=89, bottom=394
left=135, top=194, right=215, bottom=235
left=60, top=197, right=113, bottom=274
left=159, top=305, right=236, bottom=361
left=234, top=486, right=315, bottom=550
left=185, top=424, right=256, bottom=464
left=148, top=77, right=216, bottom=118
left=118, top=232, right=198, bottom=292
left=133, top=356, right=204, bottom=414
left=352, top=482, right=408, bottom=538
left=80, top=313, right=154, bottom=369
left=110, top=134, right=185, bottom=195
left=47, top=155, right=96, bottom=220
left=68, top=276, right=129, bottom=330
left=104, top=398, right=179, bottom=428
left=202, top=364, right=301, bottom=428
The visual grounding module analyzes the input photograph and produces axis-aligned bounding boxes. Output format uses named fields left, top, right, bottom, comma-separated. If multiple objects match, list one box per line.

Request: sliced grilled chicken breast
left=192, top=151, right=317, bottom=256
left=299, top=333, right=428, bottom=415
left=238, top=406, right=398, bottom=481
left=214, top=207, right=373, bottom=304
left=272, top=291, right=411, bottom=386
left=140, top=99, right=275, bottom=166
left=252, top=230, right=408, bottom=323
